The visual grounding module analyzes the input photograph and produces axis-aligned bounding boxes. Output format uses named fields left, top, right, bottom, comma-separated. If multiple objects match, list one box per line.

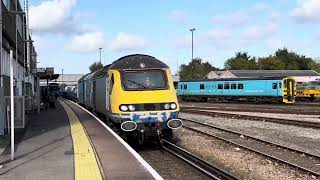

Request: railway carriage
left=178, top=77, right=296, bottom=103
left=78, top=54, right=182, bottom=144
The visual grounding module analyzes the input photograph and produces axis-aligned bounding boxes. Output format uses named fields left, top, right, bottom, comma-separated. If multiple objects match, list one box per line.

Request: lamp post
left=190, top=28, right=196, bottom=60
left=99, top=48, right=103, bottom=64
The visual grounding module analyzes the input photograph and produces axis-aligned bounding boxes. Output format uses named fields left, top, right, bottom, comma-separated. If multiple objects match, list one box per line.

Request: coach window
left=231, top=83, right=236, bottom=89
left=184, top=84, right=188, bottom=89
left=272, top=83, right=277, bottom=89
left=200, top=84, right=205, bottom=90
left=181, top=85, right=183, bottom=89
left=279, top=83, right=282, bottom=88
left=238, top=84, right=244, bottom=89
left=224, top=83, right=230, bottom=89
left=218, top=84, right=223, bottom=89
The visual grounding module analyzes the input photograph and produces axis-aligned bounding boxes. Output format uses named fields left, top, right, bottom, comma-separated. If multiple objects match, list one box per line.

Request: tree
left=89, top=62, right=103, bottom=72
left=275, top=48, right=313, bottom=70
left=257, top=56, right=285, bottom=70
left=308, top=61, right=320, bottom=73
left=179, top=58, right=218, bottom=80
left=224, top=51, right=257, bottom=70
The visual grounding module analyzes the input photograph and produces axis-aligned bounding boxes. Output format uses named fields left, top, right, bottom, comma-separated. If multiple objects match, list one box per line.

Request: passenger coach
left=78, top=54, right=182, bottom=144
left=178, top=77, right=296, bottom=103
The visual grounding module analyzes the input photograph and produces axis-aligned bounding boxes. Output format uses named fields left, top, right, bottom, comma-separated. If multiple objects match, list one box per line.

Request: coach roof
left=109, top=54, right=169, bottom=70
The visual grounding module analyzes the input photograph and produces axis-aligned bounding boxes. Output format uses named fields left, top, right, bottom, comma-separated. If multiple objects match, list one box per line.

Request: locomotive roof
left=179, top=76, right=291, bottom=82
left=109, top=54, right=169, bottom=70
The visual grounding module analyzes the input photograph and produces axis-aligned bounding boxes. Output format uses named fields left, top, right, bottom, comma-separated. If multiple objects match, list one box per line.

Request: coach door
left=93, top=81, right=96, bottom=110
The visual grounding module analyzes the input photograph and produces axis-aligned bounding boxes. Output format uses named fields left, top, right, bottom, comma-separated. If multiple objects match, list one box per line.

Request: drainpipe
left=0, top=0, right=5, bottom=135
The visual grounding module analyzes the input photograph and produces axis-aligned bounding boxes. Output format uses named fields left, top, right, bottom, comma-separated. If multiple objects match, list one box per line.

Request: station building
left=205, top=70, right=320, bottom=85
left=0, top=0, right=38, bottom=135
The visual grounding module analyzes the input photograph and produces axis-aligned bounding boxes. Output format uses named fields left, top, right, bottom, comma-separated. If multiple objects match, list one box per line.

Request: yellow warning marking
left=60, top=101, right=102, bottom=180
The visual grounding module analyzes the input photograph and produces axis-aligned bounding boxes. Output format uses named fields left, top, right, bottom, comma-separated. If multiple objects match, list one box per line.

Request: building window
left=231, top=84, right=236, bottom=89
left=272, top=83, right=277, bottom=89
left=224, top=83, right=230, bottom=89
left=218, top=84, right=223, bottom=89
left=238, top=84, right=244, bottom=89
left=200, top=84, right=205, bottom=90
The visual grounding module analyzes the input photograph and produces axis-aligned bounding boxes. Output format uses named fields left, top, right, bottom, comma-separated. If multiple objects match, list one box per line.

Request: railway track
left=139, top=141, right=239, bottom=180
left=181, top=118, right=320, bottom=177
left=181, top=107, right=320, bottom=129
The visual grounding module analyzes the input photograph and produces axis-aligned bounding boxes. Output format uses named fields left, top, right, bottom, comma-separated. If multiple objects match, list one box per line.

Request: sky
left=26, top=0, right=320, bottom=75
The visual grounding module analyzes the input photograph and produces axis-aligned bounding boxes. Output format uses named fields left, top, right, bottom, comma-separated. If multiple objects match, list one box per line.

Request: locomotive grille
left=125, top=103, right=174, bottom=111
left=144, top=104, right=156, bottom=111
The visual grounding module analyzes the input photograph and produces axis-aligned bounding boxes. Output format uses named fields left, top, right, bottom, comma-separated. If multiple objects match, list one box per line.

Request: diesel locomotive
left=178, top=77, right=296, bottom=103
left=78, top=54, right=182, bottom=144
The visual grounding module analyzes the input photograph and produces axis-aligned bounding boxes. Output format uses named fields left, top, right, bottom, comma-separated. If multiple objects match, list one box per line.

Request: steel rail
left=162, top=140, right=239, bottom=180
left=181, top=107, right=320, bottom=129
left=181, top=123, right=320, bottom=177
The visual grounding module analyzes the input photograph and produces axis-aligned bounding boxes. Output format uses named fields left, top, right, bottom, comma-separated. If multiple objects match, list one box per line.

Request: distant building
left=204, top=70, right=320, bottom=84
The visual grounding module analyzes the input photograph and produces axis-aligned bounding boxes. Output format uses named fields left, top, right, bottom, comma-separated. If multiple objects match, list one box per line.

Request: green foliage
left=223, top=48, right=319, bottom=72
left=257, top=56, right=285, bottom=70
left=179, top=58, right=218, bottom=80
left=224, top=52, right=257, bottom=70
left=89, top=62, right=103, bottom=72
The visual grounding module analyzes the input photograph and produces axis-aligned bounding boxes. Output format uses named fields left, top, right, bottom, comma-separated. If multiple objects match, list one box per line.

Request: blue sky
left=27, top=0, right=320, bottom=74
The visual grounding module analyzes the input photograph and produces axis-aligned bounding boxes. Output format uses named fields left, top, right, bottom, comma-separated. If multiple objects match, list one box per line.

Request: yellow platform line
left=60, top=101, right=102, bottom=180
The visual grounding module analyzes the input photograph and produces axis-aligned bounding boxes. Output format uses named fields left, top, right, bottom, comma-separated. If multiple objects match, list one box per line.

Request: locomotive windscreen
left=122, top=70, right=168, bottom=90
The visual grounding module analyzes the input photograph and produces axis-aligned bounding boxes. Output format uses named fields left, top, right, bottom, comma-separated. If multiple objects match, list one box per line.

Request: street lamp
left=190, top=28, right=196, bottom=60
left=99, top=48, right=103, bottom=64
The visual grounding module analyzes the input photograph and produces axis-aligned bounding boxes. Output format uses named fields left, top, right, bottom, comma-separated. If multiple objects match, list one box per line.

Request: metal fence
left=5, top=96, right=25, bottom=129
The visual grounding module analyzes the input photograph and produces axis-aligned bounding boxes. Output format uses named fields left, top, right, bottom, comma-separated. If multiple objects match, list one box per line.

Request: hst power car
left=78, top=54, right=182, bottom=144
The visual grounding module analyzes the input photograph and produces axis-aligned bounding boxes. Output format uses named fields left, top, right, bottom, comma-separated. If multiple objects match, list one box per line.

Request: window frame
left=238, top=84, right=244, bottom=89
left=218, top=84, right=223, bottom=90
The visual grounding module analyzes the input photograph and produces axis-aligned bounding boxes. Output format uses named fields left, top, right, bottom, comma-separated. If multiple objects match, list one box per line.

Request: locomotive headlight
left=120, top=105, right=128, bottom=111
left=170, top=103, right=177, bottom=110
left=128, top=105, right=135, bottom=111
left=164, top=103, right=170, bottom=110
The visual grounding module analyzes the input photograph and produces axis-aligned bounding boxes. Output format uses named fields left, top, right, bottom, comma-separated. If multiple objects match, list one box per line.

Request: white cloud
left=175, top=36, right=190, bottom=49
left=66, top=32, right=106, bottom=53
left=291, top=0, right=320, bottom=23
left=30, top=0, right=81, bottom=34
left=250, top=2, right=271, bottom=11
left=212, top=11, right=249, bottom=27
left=207, top=29, right=232, bottom=40
left=243, top=23, right=277, bottom=40
left=266, top=38, right=285, bottom=50
left=109, top=32, right=147, bottom=52
left=169, top=10, right=187, bottom=23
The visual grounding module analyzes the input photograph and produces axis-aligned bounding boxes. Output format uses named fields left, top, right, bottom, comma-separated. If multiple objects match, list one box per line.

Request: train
left=297, top=80, right=320, bottom=101
left=178, top=77, right=296, bottom=104
left=78, top=54, right=182, bottom=144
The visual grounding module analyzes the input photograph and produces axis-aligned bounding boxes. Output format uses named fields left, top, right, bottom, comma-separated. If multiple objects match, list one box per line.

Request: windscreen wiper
left=128, top=80, right=147, bottom=88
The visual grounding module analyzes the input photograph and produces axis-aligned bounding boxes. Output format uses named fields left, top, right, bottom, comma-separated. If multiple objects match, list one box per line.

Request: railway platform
left=0, top=99, right=161, bottom=180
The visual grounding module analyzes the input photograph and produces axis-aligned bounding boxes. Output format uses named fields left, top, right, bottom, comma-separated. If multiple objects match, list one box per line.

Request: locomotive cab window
left=231, top=83, right=236, bottom=89
left=122, top=70, right=168, bottom=90
left=238, top=84, right=244, bottom=89
left=218, top=84, right=223, bottom=89
left=272, top=83, right=277, bottom=89
left=200, top=84, right=205, bottom=90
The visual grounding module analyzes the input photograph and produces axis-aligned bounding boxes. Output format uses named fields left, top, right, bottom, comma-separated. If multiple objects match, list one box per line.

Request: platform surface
left=0, top=99, right=159, bottom=180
